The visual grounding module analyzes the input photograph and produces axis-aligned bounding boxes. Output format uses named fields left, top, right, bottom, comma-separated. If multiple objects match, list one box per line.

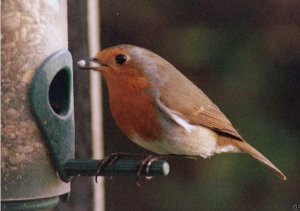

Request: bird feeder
left=1, top=0, right=70, bottom=209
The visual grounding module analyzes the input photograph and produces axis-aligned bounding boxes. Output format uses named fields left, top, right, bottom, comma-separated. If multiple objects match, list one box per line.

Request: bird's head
left=79, top=45, right=175, bottom=86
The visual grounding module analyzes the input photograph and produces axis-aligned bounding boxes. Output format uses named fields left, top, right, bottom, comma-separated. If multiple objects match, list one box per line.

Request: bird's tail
left=236, top=141, right=287, bottom=180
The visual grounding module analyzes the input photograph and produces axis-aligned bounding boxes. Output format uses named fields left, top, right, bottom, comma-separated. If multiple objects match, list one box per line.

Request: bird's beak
left=90, top=58, right=108, bottom=67
left=77, top=58, right=108, bottom=71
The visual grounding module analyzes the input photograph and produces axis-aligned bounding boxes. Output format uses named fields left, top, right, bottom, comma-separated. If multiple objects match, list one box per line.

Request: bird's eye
left=115, top=54, right=127, bottom=65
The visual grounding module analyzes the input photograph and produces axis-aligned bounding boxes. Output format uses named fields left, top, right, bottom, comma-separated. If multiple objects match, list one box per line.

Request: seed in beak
left=77, top=59, right=86, bottom=68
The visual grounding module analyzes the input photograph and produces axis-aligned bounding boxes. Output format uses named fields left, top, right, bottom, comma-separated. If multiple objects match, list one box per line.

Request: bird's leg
left=95, top=152, right=146, bottom=183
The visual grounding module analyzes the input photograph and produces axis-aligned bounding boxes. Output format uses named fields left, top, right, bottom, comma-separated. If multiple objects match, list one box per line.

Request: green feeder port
left=30, top=50, right=75, bottom=183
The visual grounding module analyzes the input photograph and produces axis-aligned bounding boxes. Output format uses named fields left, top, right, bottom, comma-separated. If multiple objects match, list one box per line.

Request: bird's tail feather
left=236, top=141, right=287, bottom=180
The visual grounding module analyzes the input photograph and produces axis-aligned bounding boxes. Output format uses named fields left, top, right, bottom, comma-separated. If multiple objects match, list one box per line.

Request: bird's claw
left=95, top=152, right=145, bottom=183
left=135, top=155, right=164, bottom=186
left=95, top=153, right=118, bottom=183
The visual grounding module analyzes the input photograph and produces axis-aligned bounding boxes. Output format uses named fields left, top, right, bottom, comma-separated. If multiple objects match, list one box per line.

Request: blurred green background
left=99, top=1, right=300, bottom=211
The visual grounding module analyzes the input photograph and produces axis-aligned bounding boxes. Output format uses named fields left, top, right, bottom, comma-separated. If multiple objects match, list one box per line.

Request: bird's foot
left=95, top=152, right=145, bottom=183
left=135, top=155, right=166, bottom=187
left=134, top=154, right=199, bottom=186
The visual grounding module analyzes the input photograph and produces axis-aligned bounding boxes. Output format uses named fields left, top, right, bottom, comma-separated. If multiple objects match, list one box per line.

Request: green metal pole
left=64, top=159, right=170, bottom=177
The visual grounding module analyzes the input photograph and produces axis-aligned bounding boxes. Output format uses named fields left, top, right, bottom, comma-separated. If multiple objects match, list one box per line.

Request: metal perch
left=64, top=158, right=170, bottom=177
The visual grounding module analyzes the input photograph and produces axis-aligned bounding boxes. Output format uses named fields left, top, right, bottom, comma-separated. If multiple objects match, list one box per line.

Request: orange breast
left=104, top=68, right=161, bottom=141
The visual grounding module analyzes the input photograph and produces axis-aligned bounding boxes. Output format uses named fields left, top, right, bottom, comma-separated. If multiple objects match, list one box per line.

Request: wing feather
left=189, top=105, right=244, bottom=140
left=153, top=67, right=244, bottom=141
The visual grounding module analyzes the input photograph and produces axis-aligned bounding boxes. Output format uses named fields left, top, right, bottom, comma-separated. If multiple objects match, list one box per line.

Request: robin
left=78, top=44, right=286, bottom=181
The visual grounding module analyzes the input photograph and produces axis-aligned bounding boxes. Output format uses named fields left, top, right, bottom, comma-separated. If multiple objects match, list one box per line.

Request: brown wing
left=152, top=60, right=244, bottom=141
left=188, top=105, right=244, bottom=141
left=158, top=94, right=244, bottom=141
